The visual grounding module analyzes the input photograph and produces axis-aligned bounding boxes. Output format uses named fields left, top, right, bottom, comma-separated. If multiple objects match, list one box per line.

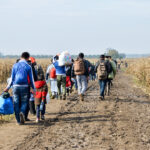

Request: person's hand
left=3, top=88, right=9, bottom=92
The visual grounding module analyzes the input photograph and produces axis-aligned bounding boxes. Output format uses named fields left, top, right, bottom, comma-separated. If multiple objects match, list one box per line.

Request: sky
left=0, top=0, right=150, bottom=55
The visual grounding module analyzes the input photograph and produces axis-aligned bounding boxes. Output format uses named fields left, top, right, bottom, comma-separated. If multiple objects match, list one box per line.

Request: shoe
left=16, top=122, right=21, bottom=126
left=41, top=115, right=45, bottom=121
left=19, top=112, right=25, bottom=125
left=58, top=96, right=62, bottom=100
left=80, top=94, right=84, bottom=101
left=62, top=95, right=66, bottom=100
left=51, top=95, right=55, bottom=99
left=25, top=118, right=31, bottom=121
left=36, top=118, right=40, bottom=123
left=99, top=96, right=104, bottom=100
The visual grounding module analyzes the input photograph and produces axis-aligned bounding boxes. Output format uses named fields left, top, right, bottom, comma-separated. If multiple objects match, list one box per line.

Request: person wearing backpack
left=53, top=55, right=66, bottom=100
left=95, top=55, right=110, bottom=100
left=34, top=65, right=48, bottom=123
left=72, top=53, right=89, bottom=101
left=46, top=58, right=57, bottom=99
left=4, top=52, right=35, bottom=125
left=24, top=57, right=37, bottom=121
left=107, top=56, right=117, bottom=87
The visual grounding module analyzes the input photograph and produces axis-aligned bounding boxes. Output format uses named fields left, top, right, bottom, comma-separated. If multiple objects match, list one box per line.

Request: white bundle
left=58, top=51, right=72, bottom=66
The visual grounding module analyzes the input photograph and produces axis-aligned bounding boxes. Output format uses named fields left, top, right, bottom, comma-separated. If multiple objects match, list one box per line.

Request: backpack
left=50, top=67, right=56, bottom=79
left=74, top=59, right=85, bottom=75
left=35, top=65, right=45, bottom=80
left=106, top=60, right=113, bottom=74
left=97, top=61, right=107, bottom=80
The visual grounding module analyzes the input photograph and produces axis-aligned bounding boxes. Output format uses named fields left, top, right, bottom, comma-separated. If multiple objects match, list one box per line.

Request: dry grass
left=126, top=57, right=150, bottom=88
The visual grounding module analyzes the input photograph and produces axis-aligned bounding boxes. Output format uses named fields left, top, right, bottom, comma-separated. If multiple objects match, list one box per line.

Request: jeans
left=76, top=75, right=88, bottom=95
left=99, top=80, right=107, bottom=97
left=57, top=75, right=66, bottom=97
left=13, top=86, right=29, bottom=123
left=36, top=104, right=46, bottom=119
left=74, top=78, right=78, bottom=90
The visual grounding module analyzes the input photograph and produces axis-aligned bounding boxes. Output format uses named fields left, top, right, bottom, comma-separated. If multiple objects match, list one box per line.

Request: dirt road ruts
left=0, top=71, right=150, bottom=150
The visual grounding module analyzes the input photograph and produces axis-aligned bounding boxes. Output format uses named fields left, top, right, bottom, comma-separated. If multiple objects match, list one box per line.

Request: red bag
left=66, top=76, right=71, bottom=88
left=50, top=68, right=56, bottom=79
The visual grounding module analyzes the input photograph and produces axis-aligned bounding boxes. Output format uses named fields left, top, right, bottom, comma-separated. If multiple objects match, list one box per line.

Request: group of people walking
left=3, top=52, right=117, bottom=125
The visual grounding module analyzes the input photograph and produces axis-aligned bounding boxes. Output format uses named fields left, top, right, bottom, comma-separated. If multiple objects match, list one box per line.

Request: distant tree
left=106, top=48, right=126, bottom=59
left=106, top=48, right=120, bottom=59
left=119, top=53, right=126, bottom=59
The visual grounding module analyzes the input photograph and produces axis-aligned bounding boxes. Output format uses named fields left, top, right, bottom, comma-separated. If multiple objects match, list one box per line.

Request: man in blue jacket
left=4, top=52, right=35, bottom=125
left=53, top=55, right=66, bottom=100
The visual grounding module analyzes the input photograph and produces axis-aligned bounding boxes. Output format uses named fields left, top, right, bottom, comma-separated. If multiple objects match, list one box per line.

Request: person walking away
left=46, top=58, right=53, bottom=98
left=53, top=55, right=66, bottom=100
left=46, top=58, right=58, bottom=99
left=117, top=59, right=121, bottom=70
left=95, top=55, right=109, bottom=100
left=4, top=52, right=35, bottom=125
left=25, top=57, right=37, bottom=121
left=107, top=56, right=117, bottom=90
left=66, top=65, right=72, bottom=96
left=72, top=53, right=89, bottom=101
left=34, top=66, right=48, bottom=123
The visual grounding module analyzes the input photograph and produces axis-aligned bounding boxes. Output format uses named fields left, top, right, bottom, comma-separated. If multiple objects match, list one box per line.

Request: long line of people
left=2, top=52, right=117, bottom=125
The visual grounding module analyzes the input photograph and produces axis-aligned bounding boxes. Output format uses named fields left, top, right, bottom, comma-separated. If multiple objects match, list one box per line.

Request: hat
left=29, top=57, right=36, bottom=64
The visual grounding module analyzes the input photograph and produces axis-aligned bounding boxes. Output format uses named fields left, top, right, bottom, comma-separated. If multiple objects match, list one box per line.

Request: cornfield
left=126, top=57, right=150, bottom=88
left=0, top=58, right=98, bottom=91
left=0, top=58, right=51, bottom=91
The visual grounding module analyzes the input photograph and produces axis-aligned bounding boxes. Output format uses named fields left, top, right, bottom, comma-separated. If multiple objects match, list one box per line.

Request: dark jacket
left=27, top=60, right=38, bottom=81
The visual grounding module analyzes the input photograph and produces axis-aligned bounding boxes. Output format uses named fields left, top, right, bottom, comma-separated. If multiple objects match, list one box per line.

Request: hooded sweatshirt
left=34, top=80, right=48, bottom=105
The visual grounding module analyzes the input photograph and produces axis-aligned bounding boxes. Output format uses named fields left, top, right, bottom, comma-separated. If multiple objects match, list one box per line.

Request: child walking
left=34, top=66, right=48, bottom=123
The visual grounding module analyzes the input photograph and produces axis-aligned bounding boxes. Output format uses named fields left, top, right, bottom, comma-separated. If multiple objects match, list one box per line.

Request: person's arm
left=71, top=64, right=75, bottom=77
left=4, top=65, right=16, bottom=92
left=94, top=61, right=99, bottom=73
left=46, top=65, right=51, bottom=80
left=28, top=66, right=35, bottom=90
left=32, top=64, right=37, bottom=81
left=42, top=84, right=48, bottom=102
left=112, top=61, right=117, bottom=76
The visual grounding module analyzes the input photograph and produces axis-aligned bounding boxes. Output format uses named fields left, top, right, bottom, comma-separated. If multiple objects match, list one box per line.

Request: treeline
left=0, top=54, right=101, bottom=59
left=0, top=49, right=126, bottom=59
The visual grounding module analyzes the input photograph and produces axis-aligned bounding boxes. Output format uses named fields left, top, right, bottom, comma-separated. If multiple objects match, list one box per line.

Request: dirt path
left=0, top=71, right=150, bottom=150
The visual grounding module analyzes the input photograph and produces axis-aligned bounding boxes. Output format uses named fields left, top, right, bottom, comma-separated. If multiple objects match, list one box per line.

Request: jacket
left=108, top=60, right=117, bottom=79
left=53, top=61, right=66, bottom=76
left=34, top=81, right=48, bottom=105
left=46, top=64, right=56, bottom=80
left=7, top=60, right=35, bottom=90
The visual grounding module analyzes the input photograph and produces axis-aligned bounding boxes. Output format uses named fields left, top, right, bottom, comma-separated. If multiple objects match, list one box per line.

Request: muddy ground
left=0, top=71, right=150, bottom=150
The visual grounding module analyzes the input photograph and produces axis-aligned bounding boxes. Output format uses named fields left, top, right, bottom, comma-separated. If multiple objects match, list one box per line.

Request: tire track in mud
left=14, top=71, right=150, bottom=150
left=14, top=82, right=98, bottom=150
left=14, top=81, right=113, bottom=150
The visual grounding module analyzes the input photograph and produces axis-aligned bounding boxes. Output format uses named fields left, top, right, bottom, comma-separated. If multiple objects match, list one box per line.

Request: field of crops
left=126, top=57, right=150, bottom=89
left=0, top=58, right=97, bottom=91
left=0, top=58, right=51, bottom=91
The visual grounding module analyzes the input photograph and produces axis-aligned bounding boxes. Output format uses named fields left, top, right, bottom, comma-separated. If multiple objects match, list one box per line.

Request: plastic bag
left=58, top=51, right=72, bottom=66
left=0, top=96, right=14, bottom=115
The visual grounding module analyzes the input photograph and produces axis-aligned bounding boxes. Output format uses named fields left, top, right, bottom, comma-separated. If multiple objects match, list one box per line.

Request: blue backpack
left=0, top=94, right=14, bottom=115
